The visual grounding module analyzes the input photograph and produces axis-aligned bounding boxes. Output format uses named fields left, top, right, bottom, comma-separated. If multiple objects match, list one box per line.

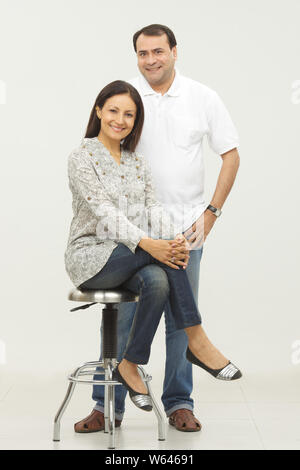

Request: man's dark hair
left=133, top=24, right=177, bottom=52
left=85, top=80, right=144, bottom=153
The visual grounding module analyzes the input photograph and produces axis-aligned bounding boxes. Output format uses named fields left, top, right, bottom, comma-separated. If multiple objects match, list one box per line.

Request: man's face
left=136, top=33, right=177, bottom=87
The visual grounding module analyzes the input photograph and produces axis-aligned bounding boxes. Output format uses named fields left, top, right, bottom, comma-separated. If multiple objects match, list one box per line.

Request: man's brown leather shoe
left=74, top=409, right=122, bottom=433
left=169, top=409, right=202, bottom=432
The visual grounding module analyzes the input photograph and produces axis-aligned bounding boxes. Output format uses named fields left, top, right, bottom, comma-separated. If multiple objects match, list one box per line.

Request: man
left=75, top=24, right=240, bottom=433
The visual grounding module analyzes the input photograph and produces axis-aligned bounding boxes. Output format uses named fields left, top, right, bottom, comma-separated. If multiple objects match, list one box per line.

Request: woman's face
left=96, top=94, right=137, bottom=143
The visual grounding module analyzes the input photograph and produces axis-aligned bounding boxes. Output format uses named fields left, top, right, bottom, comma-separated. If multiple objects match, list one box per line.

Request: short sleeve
left=206, top=91, right=239, bottom=155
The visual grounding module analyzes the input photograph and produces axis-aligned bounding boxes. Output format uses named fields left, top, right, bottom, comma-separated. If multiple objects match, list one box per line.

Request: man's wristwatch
left=206, top=204, right=222, bottom=217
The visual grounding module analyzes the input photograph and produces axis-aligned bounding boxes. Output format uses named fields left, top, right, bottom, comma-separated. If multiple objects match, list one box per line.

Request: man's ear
left=172, top=46, right=177, bottom=60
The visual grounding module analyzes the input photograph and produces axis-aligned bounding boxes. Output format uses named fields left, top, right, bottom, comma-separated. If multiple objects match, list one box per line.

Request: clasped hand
left=150, top=211, right=217, bottom=269
left=147, top=233, right=190, bottom=270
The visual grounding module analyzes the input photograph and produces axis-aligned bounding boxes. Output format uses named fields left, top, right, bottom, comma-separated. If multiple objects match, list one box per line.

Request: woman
left=65, top=80, right=242, bottom=413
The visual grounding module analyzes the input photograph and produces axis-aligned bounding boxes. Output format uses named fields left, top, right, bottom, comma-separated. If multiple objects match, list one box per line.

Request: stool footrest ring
left=68, top=377, right=122, bottom=385
left=66, top=362, right=152, bottom=386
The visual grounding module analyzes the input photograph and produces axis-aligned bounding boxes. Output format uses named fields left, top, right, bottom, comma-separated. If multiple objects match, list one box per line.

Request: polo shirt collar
left=138, top=68, right=181, bottom=97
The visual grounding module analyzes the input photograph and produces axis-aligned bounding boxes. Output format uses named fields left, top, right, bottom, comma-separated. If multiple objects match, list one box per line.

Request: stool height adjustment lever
left=70, top=302, right=97, bottom=312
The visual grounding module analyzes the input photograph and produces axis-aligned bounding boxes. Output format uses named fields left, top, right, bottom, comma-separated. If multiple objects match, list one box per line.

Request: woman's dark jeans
left=79, top=243, right=202, bottom=364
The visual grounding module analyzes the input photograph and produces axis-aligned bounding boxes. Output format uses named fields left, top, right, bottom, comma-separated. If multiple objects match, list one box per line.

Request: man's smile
left=146, top=66, right=162, bottom=72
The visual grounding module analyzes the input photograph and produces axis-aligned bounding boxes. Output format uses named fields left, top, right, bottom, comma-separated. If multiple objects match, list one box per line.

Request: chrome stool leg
left=102, top=305, right=118, bottom=447
left=104, top=368, right=109, bottom=433
left=53, top=381, right=76, bottom=442
left=107, top=362, right=116, bottom=449
left=53, top=364, right=87, bottom=441
left=104, top=359, right=116, bottom=435
left=138, top=366, right=166, bottom=441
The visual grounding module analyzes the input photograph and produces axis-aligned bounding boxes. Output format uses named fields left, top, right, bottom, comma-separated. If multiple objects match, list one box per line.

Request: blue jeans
left=80, top=243, right=203, bottom=420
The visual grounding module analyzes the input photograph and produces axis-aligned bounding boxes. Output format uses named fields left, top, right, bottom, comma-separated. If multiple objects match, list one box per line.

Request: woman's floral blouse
left=65, top=137, right=177, bottom=287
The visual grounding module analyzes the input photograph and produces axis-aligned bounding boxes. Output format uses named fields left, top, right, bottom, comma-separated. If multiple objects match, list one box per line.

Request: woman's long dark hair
left=85, top=80, right=144, bottom=152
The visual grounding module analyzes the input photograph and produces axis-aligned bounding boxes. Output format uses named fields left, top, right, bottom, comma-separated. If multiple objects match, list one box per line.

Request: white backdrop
left=0, top=0, right=299, bottom=386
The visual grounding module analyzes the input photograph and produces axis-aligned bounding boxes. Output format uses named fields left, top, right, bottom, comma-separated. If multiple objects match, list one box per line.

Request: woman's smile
left=110, top=124, right=126, bottom=133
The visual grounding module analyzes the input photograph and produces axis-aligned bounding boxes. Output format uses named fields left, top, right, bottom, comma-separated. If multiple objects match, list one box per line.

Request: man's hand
left=183, top=149, right=240, bottom=249
left=183, top=210, right=217, bottom=249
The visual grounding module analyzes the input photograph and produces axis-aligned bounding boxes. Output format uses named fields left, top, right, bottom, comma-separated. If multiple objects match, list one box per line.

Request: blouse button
left=87, top=196, right=91, bottom=201
left=103, top=171, right=106, bottom=175
left=121, top=161, right=124, bottom=165
left=135, top=157, right=138, bottom=161
left=95, top=161, right=99, bottom=165
left=121, top=175, right=124, bottom=179
left=125, top=194, right=128, bottom=198
left=137, top=176, right=141, bottom=179
left=136, top=165, right=139, bottom=169
left=89, top=152, right=93, bottom=156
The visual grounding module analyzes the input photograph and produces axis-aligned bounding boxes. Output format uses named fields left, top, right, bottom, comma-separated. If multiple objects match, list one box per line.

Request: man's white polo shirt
left=129, top=69, right=239, bottom=233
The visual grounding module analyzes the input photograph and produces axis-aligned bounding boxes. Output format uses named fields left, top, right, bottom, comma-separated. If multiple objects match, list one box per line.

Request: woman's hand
left=172, top=233, right=190, bottom=268
left=138, top=235, right=190, bottom=270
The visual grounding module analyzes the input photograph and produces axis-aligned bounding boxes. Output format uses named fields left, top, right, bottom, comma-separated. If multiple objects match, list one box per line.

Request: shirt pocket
left=169, top=116, right=203, bottom=149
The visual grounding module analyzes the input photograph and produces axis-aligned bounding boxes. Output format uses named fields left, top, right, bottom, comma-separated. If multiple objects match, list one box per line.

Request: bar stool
left=53, top=288, right=166, bottom=449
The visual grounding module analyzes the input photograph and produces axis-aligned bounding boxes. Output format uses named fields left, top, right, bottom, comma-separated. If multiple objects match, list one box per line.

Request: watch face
left=208, top=205, right=221, bottom=216
left=208, top=205, right=217, bottom=213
